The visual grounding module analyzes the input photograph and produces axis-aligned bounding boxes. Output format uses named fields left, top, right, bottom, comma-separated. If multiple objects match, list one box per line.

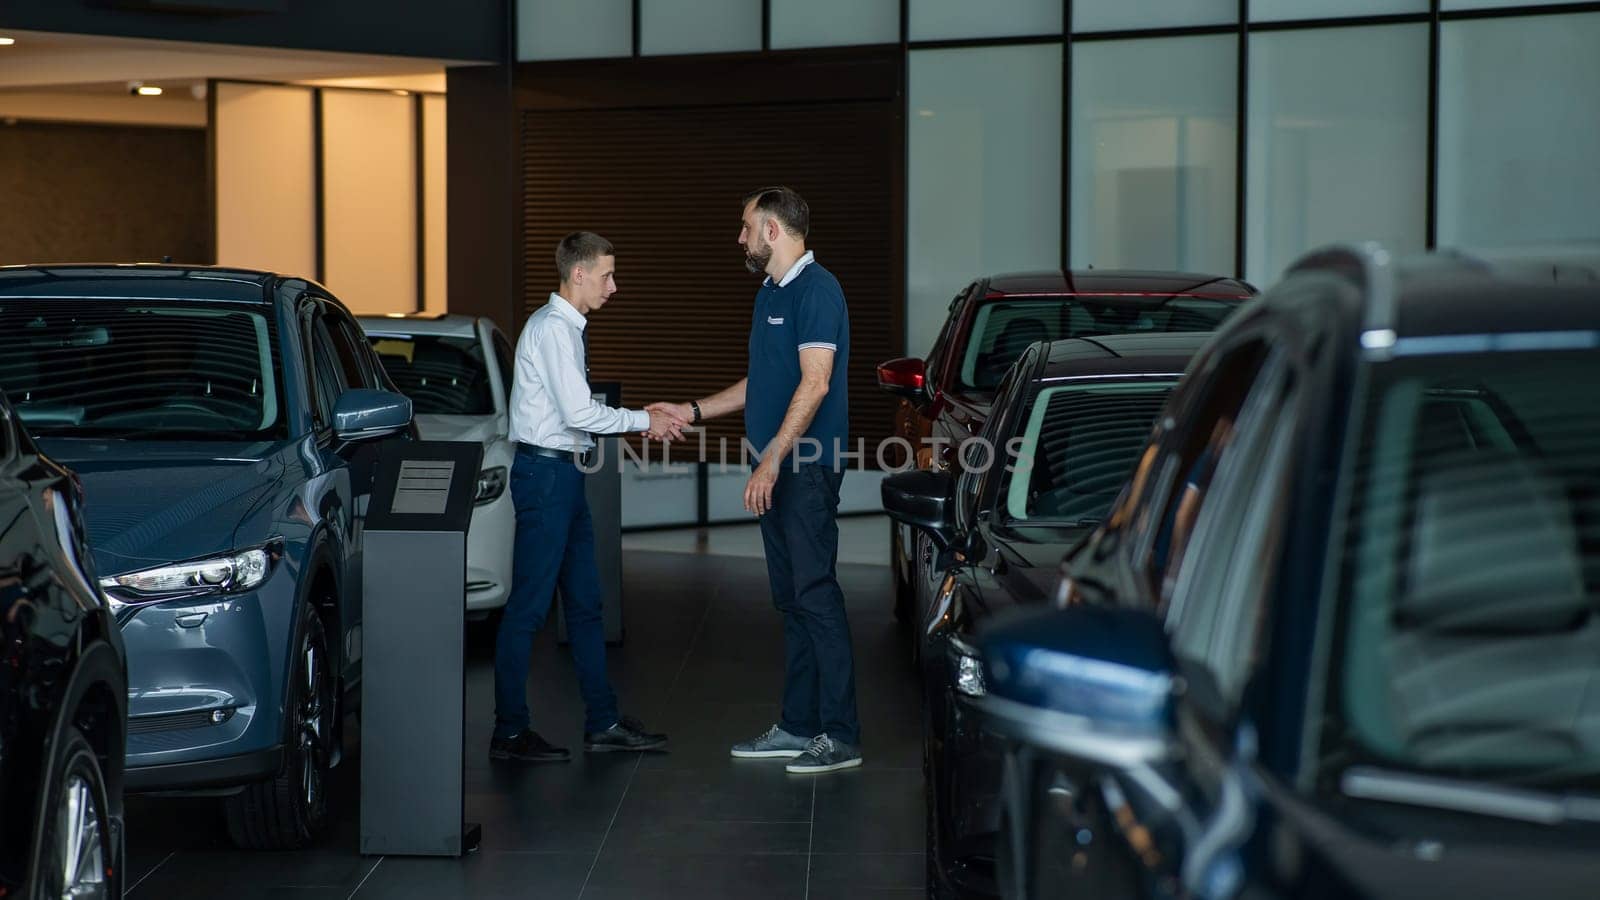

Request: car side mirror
left=333, top=389, right=413, bottom=442
left=877, top=357, right=929, bottom=405
left=881, top=469, right=957, bottom=552
left=975, top=605, right=1177, bottom=769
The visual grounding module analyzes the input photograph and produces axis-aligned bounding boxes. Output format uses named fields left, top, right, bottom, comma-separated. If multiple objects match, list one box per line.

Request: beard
left=744, top=239, right=772, bottom=275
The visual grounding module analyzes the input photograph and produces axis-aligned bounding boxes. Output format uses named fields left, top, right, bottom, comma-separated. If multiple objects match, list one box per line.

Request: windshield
left=1335, top=350, right=1600, bottom=786
left=0, top=299, right=285, bottom=440
left=959, top=296, right=1235, bottom=391
left=368, top=334, right=494, bottom=416
left=1003, top=380, right=1175, bottom=525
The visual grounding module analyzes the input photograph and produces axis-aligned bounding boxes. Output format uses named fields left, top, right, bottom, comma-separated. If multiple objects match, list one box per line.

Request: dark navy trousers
left=758, top=463, right=861, bottom=745
left=494, top=450, right=619, bottom=739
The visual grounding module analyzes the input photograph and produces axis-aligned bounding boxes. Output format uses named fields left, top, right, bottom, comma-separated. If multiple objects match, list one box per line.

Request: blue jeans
left=494, top=450, right=619, bottom=738
left=759, top=463, right=860, bottom=746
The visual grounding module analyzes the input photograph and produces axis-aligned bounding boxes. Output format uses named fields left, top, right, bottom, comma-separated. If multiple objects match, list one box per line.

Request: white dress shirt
left=509, top=293, right=649, bottom=452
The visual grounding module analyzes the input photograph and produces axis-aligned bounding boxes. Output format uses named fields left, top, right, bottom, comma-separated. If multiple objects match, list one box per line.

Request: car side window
left=319, top=308, right=372, bottom=391
left=1139, top=339, right=1273, bottom=606
left=491, top=328, right=515, bottom=401
left=925, top=282, right=977, bottom=391
left=1164, top=351, right=1300, bottom=710
left=956, top=356, right=1026, bottom=531
left=308, top=320, right=344, bottom=429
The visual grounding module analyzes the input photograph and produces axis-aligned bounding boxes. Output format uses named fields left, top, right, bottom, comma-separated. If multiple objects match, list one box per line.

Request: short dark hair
left=556, top=231, right=614, bottom=281
left=742, top=186, right=810, bottom=239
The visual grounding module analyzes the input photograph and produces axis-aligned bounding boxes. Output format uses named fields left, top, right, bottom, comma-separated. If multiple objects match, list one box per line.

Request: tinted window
left=1164, top=356, right=1297, bottom=708
left=323, top=309, right=377, bottom=391
left=958, top=295, right=1237, bottom=391
left=367, top=334, right=494, bottom=416
left=1335, top=350, right=1600, bottom=782
left=1003, top=381, right=1175, bottom=525
left=0, top=300, right=286, bottom=440
left=1144, top=341, right=1272, bottom=605
left=491, top=328, right=515, bottom=401
left=309, top=322, right=343, bottom=428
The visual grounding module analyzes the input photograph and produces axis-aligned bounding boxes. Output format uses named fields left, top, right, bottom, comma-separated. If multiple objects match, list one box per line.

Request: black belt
left=516, top=443, right=581, bottom=463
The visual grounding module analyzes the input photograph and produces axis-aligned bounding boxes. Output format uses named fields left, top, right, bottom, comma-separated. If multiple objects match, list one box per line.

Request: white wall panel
left=214, top=82, right=316, bottom=277
left=322, top=90, right=417, bottom=315
left=422, top=94, right=448, bottom=313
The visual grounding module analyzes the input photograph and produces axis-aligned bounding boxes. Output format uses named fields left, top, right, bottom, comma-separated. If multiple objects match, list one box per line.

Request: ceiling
left=0, top=28, right=459, bottom=94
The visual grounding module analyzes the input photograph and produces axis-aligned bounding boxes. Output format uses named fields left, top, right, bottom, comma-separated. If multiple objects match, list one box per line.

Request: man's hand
left=744, top=461, right=778, bottom=516
left=646, top=401, right=694, bottom=426
left=646, top=407, right=687, bottom=441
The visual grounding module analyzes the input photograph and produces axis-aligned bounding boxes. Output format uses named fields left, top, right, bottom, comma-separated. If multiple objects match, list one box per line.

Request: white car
left=358, top=313, right=515, bottom=618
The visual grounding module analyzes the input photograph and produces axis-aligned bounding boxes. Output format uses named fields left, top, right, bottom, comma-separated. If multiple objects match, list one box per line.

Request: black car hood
left=37, top=438, right=292, bottom=577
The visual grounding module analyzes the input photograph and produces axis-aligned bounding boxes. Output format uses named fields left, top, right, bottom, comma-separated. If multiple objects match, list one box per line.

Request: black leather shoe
left=584, top=715, right=668, bottom=753
left=490, top=728, right=571, bottom=762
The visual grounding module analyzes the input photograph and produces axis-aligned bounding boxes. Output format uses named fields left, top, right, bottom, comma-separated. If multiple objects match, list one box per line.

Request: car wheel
left=225, top=603, right=335, bottom=850
left=31, top=726, right=115, bottom=900
left=892, top=520, right=913, bottom=624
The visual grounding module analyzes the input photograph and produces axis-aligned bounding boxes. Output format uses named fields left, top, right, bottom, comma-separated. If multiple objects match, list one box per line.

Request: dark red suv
left=878, top=269, right=1254, bottom=627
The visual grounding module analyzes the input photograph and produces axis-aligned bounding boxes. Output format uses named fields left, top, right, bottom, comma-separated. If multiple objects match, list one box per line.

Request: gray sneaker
left=730, top=724, right=811, bottom=759
left=785, top=734, right=862, bottom=774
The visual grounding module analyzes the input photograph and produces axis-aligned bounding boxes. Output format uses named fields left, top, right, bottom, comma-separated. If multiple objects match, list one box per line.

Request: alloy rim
left=56, top=773, right=107, bottom=900
left=299, top=633, right=329, bottom=818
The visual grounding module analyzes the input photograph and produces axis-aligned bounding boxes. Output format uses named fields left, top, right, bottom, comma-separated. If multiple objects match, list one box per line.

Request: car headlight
left=948, top=634, right=987, bottom=697
left=475, top=465, right=507, bottom=505
left=100, top=540, right=281, bottom=612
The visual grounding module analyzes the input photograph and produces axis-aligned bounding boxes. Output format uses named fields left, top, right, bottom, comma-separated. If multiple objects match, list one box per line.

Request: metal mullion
left=1235, top=0, right=1249, bottom=280
left=1426, top=0, right=1441, bottom=248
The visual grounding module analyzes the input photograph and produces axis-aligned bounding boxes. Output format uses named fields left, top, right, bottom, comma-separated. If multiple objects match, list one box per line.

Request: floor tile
left=580, top=852, right=810, bottom=900
left=811, top=768, right=927, bottom=854
left=808, top=851, right=927, bottom=892
left=349, top=851, right=592, bottom=900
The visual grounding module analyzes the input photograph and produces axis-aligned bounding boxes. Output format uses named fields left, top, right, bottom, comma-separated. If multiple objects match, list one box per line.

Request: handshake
left=643, top=401, right=695, bottom=441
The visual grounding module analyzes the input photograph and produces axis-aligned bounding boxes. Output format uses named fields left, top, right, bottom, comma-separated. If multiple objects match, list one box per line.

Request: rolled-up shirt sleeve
left=532, top=325, right=649, bottom=434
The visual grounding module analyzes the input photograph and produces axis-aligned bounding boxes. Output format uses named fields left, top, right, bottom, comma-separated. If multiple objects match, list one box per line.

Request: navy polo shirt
left=745, top=255, right=850, bottom=468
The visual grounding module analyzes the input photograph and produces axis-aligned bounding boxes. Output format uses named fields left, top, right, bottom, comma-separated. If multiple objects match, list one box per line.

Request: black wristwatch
left=690, top=400, right=703, bottom=424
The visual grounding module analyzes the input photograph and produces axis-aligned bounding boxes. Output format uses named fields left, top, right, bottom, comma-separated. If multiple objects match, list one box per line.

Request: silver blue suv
left=0, top=264, right=413, bottom=849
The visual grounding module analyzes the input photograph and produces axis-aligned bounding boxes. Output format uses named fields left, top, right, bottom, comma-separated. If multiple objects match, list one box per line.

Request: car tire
left=225, top=603, right=335, bottom=850
left=892, top=520, right=913, bottom=624
left=30, top=726, right=116, bottom=900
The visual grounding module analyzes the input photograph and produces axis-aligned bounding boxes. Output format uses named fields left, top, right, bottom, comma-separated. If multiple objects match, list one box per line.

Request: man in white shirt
left=491, top=231, right=683, bottom=762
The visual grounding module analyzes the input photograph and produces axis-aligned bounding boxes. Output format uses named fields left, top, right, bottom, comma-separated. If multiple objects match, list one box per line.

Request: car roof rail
left=1287, top=242, right=1401, bottom=359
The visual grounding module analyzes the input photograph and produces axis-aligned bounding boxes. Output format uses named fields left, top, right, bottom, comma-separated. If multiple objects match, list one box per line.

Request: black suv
left=883, top=332, right=1209, bottom=899
left=0, top=389, right=127, bottom=900
left=974, top=245, right=1600, bottom=899
left=879, top=271, right=1253, bottom=633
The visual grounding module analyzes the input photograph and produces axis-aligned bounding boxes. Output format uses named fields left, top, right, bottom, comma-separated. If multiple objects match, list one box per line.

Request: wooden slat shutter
left=520, top=97, right=901, bottom=461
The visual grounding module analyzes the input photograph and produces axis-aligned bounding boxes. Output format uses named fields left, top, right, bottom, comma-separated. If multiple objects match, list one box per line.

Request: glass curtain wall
left=514, top=0, right=1600, bottom=527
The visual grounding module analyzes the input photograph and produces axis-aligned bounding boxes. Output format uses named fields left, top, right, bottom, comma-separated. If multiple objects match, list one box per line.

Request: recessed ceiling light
left=137, top=85, right=164, bottom=96
left=0, top=37, right=16, bottom=46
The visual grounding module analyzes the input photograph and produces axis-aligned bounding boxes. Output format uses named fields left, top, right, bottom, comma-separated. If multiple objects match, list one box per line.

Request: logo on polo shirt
left=767, top=316, right=784, bottom=325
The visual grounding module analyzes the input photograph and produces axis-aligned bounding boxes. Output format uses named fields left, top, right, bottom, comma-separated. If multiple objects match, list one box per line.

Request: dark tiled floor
left=124, top=548, right=924, bottom=899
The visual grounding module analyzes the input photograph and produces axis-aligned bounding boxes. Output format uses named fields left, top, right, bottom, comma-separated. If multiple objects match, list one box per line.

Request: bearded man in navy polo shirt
left=649, top=186, right=861, bottom=774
